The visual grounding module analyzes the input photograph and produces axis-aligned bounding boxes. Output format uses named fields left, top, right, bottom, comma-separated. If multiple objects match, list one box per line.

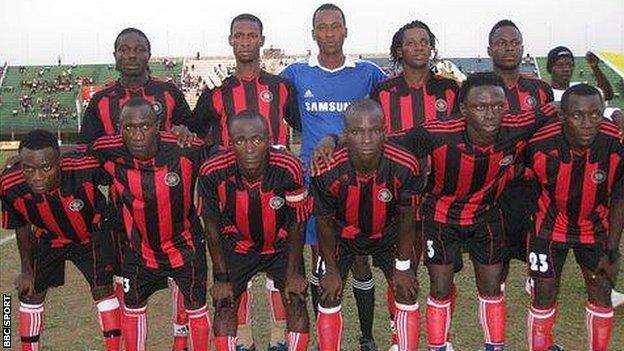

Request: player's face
left=461, top=85, right=507, bottom=142
left=120, top=106, right=159, bottom=160
left=229, top=119, right=269, bottom=176
left=551, top=57, right=574, bottom=84
left=19, top=147, right=61, bottom=194
left=229, top=20, right=265, bottom=64
left=399, top=27, right=432, bottom=69
left=312, top=9, right=347, bottom=55
left=562, top=94, right=604, bottom=147
left=345, top=111, right=385, bottom=165
left=488, top=26, right=523, bottom=70
left=114, top=32, right=150, bottom=77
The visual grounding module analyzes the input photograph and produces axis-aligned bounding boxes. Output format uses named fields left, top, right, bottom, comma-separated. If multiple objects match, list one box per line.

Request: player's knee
left=287, top=301, right=310, bottom=332
left=90, top=284, right=114, bottom=301
left=350, top=257, right=372, bottom=280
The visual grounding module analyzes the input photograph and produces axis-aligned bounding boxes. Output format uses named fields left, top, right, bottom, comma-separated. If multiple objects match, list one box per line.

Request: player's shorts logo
left=377, top=188, right=393, bottom=203
left=164, top=172, right=180, bottom=187
left=69, top=198, right=85, bottom=212
left=499, top=154, right=514, bottom=166
left=259, top=90, right=273, bottom=103
left=525, top=96, right=536, bottom=108
left=591, top=169, right=606, bottom=184
left=269, top=196, right=285, bottom=210
left=435, top=99, right=448, bottom=113
left=151, top=101, right=164, bottom=117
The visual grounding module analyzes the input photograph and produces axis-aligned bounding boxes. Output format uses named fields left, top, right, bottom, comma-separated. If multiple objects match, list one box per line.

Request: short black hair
left=458, top=72, right=507, bottom=104
left=390, top=20, right=437, bottom=66
left=312, top=3, right=346, bottom=27
left=561, top=83, right=603, bottom=112
left=488, top=19, right=520, bottom=44
left=19, top=129, right=59, bottom=153
left=227, top=110, right=268, bottom=134
left=344, top=99, right=384, bottom=128
left=114, top=27, right=151, bottom=53
left=230, top=13, right=263, bottom=35
left=546, top=46, right=574, bottom=74
left=119, top=97, right=158, bottom=123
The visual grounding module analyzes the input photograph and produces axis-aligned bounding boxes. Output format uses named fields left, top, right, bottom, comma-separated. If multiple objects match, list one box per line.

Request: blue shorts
left=305, top=216, right=318, bottom=245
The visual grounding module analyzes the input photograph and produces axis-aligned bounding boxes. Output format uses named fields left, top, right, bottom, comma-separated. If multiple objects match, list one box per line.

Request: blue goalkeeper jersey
left=280, top=55, right=387, bottom=169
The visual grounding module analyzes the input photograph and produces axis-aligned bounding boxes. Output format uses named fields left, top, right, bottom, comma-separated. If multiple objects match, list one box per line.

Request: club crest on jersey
left=164, top=172, right=180, bottom=187
left=69, top=198, right=84, bottom=212
left=525, top=96, right=536, bottom=108
left=259, top=90, right=273, bottom=103
left=269, top=196, right=285, bottom=210
left=591, top=169, right=606, bottom=184
left=435, top=99, right=448, bottom=112
left=499, top=154, right=514, bottom=166
left=377, top=188, right=393, bottom=203
left=151, top=101, right=164, bottom=117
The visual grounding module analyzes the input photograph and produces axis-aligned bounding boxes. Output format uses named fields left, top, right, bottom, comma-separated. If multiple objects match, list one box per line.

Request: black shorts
left=109, top=230, right=127, bottom=276
left=316, top=234, right=396, bottom=281
left=423, top=212, right=507, bottom=266
left=224, top=247, right=292, bottom=299
left=527, top=236, right=606, bottom=279
left=500, top=179, right=540, bottom=262
left=121, top=248, right=207, bottom=309
left=33, top=231, right=115, bottom=294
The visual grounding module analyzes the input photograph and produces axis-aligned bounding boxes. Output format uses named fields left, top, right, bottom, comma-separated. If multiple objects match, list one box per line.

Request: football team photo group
left=0, top=1, right=623, bottom=350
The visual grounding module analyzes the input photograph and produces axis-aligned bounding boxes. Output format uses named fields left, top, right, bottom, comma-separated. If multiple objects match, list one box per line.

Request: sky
left=1, top=0, right=623, bottom=65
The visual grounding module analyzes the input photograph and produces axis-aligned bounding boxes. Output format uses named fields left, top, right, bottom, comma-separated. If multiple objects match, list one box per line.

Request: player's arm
left=283, top=81, right=302, bottom=132
left=586, top=52, right=614, bottom=101
left=311, top=173, right=342, bottom=303
left=197, top=173, right=234, bottom=306
left=14, top=224, right=36, bottom=297
left=170, top=86, right=193, bottom=126
left=603, top=156, right=624, bottom=284
left=78, top=98, right=105, bottom=145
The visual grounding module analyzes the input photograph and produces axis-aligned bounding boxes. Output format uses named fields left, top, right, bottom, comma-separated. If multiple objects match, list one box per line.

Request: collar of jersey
left=307, top=54, right=356, bottom=73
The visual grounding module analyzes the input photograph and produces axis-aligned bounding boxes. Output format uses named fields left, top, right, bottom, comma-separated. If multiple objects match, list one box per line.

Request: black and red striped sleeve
left=189, top=89, right=220, bottom=139
left=79, top=96, right=106, bottom=144
left=1, top=196, right=27, bottom=230
left=170, top=84, right=193, bottom=127
left=311, top=168, right=339, bottom=217
left=275, top=152, right=310, bottom=223
left=612, top=145, right=624, bottom=200
left=389, top=126, right=436, bottom=159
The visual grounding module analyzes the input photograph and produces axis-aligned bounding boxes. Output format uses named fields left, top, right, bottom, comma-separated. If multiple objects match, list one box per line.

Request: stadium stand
left=0, top=60, right=183, bottom=138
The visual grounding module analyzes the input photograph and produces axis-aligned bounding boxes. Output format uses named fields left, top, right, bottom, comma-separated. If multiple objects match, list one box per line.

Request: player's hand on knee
left=170, top=124, right=197, bottom=147
left=285, top=273, right=308, bottom=304
left=210, top=281, right=234, bottom=309
left=594, top=251, right=620, bottom=287
left=393, top=269, right=418, bottom=303
left=319, top=270, right=342, bottom=304
left=15, top=272, right=35, bottom=297
left=311, top=136, right=338, bottom=173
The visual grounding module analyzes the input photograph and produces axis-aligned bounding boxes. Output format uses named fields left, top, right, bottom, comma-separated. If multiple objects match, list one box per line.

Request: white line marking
left=0, top=234, right=15, bottom=246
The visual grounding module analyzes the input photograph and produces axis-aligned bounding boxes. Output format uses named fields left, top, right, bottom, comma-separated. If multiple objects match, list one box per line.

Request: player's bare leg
left=236, top=281, right=255, bottom=350
left=473, top=262, right=506, bottom=351
left=214, top=296, right=241, bottom=351
left=528, top=276, right=560, bottom=351
left=281, top=288, right=310, bottom=351
left=426, top=264, right=454, bottom=351
left=581, top=266, right=614, bottom=351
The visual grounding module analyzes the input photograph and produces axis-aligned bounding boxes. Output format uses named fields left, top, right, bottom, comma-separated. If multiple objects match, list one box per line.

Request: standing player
left=280, top=4, right=386, bottom=348
left=190, top=14, right=300, bottom=350
left=89, top=98, right=211, bottom=351
left=525, top=84, right=623, bottom=351
left=198, top=111, right=311, bottom=351
left=370, top=21, right=460, bottom=349
left=1, top=130, right=121, bottom=351
left=487, top=20, right=554, bottom=288
left=312, top=100, right=423, bottom=351
left=313, top=73, right=558, bottom=351
left=79, top=27, right=195, bottom=351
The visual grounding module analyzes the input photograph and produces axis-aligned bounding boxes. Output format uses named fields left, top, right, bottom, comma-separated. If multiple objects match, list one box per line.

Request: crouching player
left=525, top=84, right=623, bottom=351
left=0, top=130, right=121, bottom=351
left=198, top=111, right=311, bottom=351
left=89, top=98, right=212, bottom=350
left=312, top=100, right=423, bottom=351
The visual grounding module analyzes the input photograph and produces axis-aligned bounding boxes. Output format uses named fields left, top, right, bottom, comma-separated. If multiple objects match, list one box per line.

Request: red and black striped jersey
left=89, top=132, right=213, bottom=270
left=311, top=142, right=422, bottom=249
left=391, top=104, right=558, bottom=225
left=504, top=74, right=554, bottom=113
left=0, top=153, right=111, bottom=247
left=190, top=70, right=300, bottom=147
left=525, top=120, right=624, bottom=244
left=79, top=77, right=192, bottom=143
left=371, top=74, right=459, bottom=133
left=197, top=148, right=310, bottom=255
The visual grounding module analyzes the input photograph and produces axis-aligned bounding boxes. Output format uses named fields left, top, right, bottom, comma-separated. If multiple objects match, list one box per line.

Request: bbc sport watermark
left=2, top=294, right=10, bottom=349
